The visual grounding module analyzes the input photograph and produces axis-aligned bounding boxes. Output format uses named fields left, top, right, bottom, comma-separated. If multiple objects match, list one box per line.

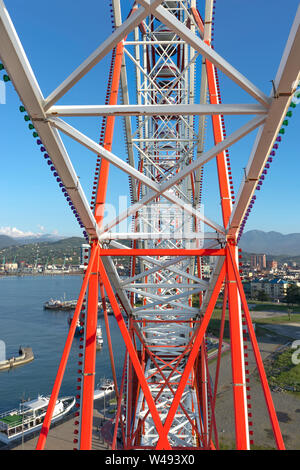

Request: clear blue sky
left=0, top=0, right=299, bottom=238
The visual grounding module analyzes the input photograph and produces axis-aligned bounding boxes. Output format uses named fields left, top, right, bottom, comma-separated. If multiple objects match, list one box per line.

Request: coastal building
left=4, top=263, right=18, bottom=272
left=250, top=278, right=296, bottom=301
left=242, top=281, right=251, bottom=298
left=267, top=260, right=278, bottom=271
left=250, top=254, right=267, bottom=271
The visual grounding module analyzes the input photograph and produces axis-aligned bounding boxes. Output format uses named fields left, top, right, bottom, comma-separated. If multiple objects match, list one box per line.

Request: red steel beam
left=99, top=248, right=226, bottom=256
left=190, top=7, right=204, bottom=38
left=94, top=40, right=125, bottom=227
left=206, top=59, right=232, bottom=229
left=226, top=244, right=249, bottom=449
left=79, top=243, right=99, bottom=449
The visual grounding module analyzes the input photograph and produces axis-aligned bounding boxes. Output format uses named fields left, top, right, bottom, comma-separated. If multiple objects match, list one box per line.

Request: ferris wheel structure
left=0, top=0, right=300, bottom=450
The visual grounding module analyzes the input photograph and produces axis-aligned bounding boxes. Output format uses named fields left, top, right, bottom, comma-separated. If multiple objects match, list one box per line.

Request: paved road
left=261, top=323, right=300, bottom=340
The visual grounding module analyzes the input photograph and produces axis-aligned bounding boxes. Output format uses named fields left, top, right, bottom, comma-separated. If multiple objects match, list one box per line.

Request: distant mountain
left=0, top=233, right=65, bottom=249
left=239, top=230, right=300, bottom=255
left=0, top=236, right=86, bottom=265
left=2, top=229, right=300, bottom=257
left=0, top=235, right=16, bottom=249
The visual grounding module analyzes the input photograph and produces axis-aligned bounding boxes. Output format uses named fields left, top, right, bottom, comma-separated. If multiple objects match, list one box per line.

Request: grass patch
left=253, top=314, right=300, bottom=324
left=207, top=318, right=230, bottom=339
left=265, top=347, right=300, bottom=392
left=251, top=303, right=300, bottom=313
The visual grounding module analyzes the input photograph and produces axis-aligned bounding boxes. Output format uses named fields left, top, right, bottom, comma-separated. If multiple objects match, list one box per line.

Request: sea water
left=0, top=275, right=125, bottom=413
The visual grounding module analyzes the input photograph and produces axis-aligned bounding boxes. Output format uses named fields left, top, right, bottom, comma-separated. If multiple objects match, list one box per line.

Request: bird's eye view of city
left=0, top=0, right=300, bottom=458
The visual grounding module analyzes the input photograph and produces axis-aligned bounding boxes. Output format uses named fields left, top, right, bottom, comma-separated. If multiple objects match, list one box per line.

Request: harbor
left=0, top=275, right=125, bottom=418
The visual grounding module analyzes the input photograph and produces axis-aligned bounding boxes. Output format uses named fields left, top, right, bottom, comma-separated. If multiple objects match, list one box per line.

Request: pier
left=0, top=348, right=34, bottom=372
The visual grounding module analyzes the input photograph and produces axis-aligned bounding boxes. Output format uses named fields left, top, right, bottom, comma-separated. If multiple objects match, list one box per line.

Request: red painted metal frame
left=94, top=40, right=125, bottom=227
left=79, top=244, right=99, bottom=449
left=99, top=248, right=226, bottom=256
left=226, top=245, right=249, bottom=449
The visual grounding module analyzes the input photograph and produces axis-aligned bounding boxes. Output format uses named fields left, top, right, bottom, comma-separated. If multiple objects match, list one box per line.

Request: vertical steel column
left=226, top=244, right=249, bottom=449
left=79, top=243, right=99, bottom=450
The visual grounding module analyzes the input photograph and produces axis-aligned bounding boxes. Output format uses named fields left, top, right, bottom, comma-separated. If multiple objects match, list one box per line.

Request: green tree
left=256, top=290, right=270, bottom=302
left=285, top=285, right=300, bottom=306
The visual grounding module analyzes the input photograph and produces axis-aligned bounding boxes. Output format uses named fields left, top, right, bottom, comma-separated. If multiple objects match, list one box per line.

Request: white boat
left=44, top=298, right=77, bottom=311
left=94, top=379, right=114, bottom=400
left=96, top=325, right=103, bottom=350
left=0, top=395, right=75, bottom=444
left=43, top=299, right=64, bottom=310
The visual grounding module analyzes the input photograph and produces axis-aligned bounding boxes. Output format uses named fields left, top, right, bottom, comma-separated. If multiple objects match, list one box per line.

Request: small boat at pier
left=0, top=395, right=75, bottom=444
left=94, top=378, right=114, bottom=400
left=43, top=298, right=77, bottom=311
left=44, top=299, right=104, bottom=312
left=67, top=316, right=84, bottom=337
left=96, top=324, right=103, bottom=350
